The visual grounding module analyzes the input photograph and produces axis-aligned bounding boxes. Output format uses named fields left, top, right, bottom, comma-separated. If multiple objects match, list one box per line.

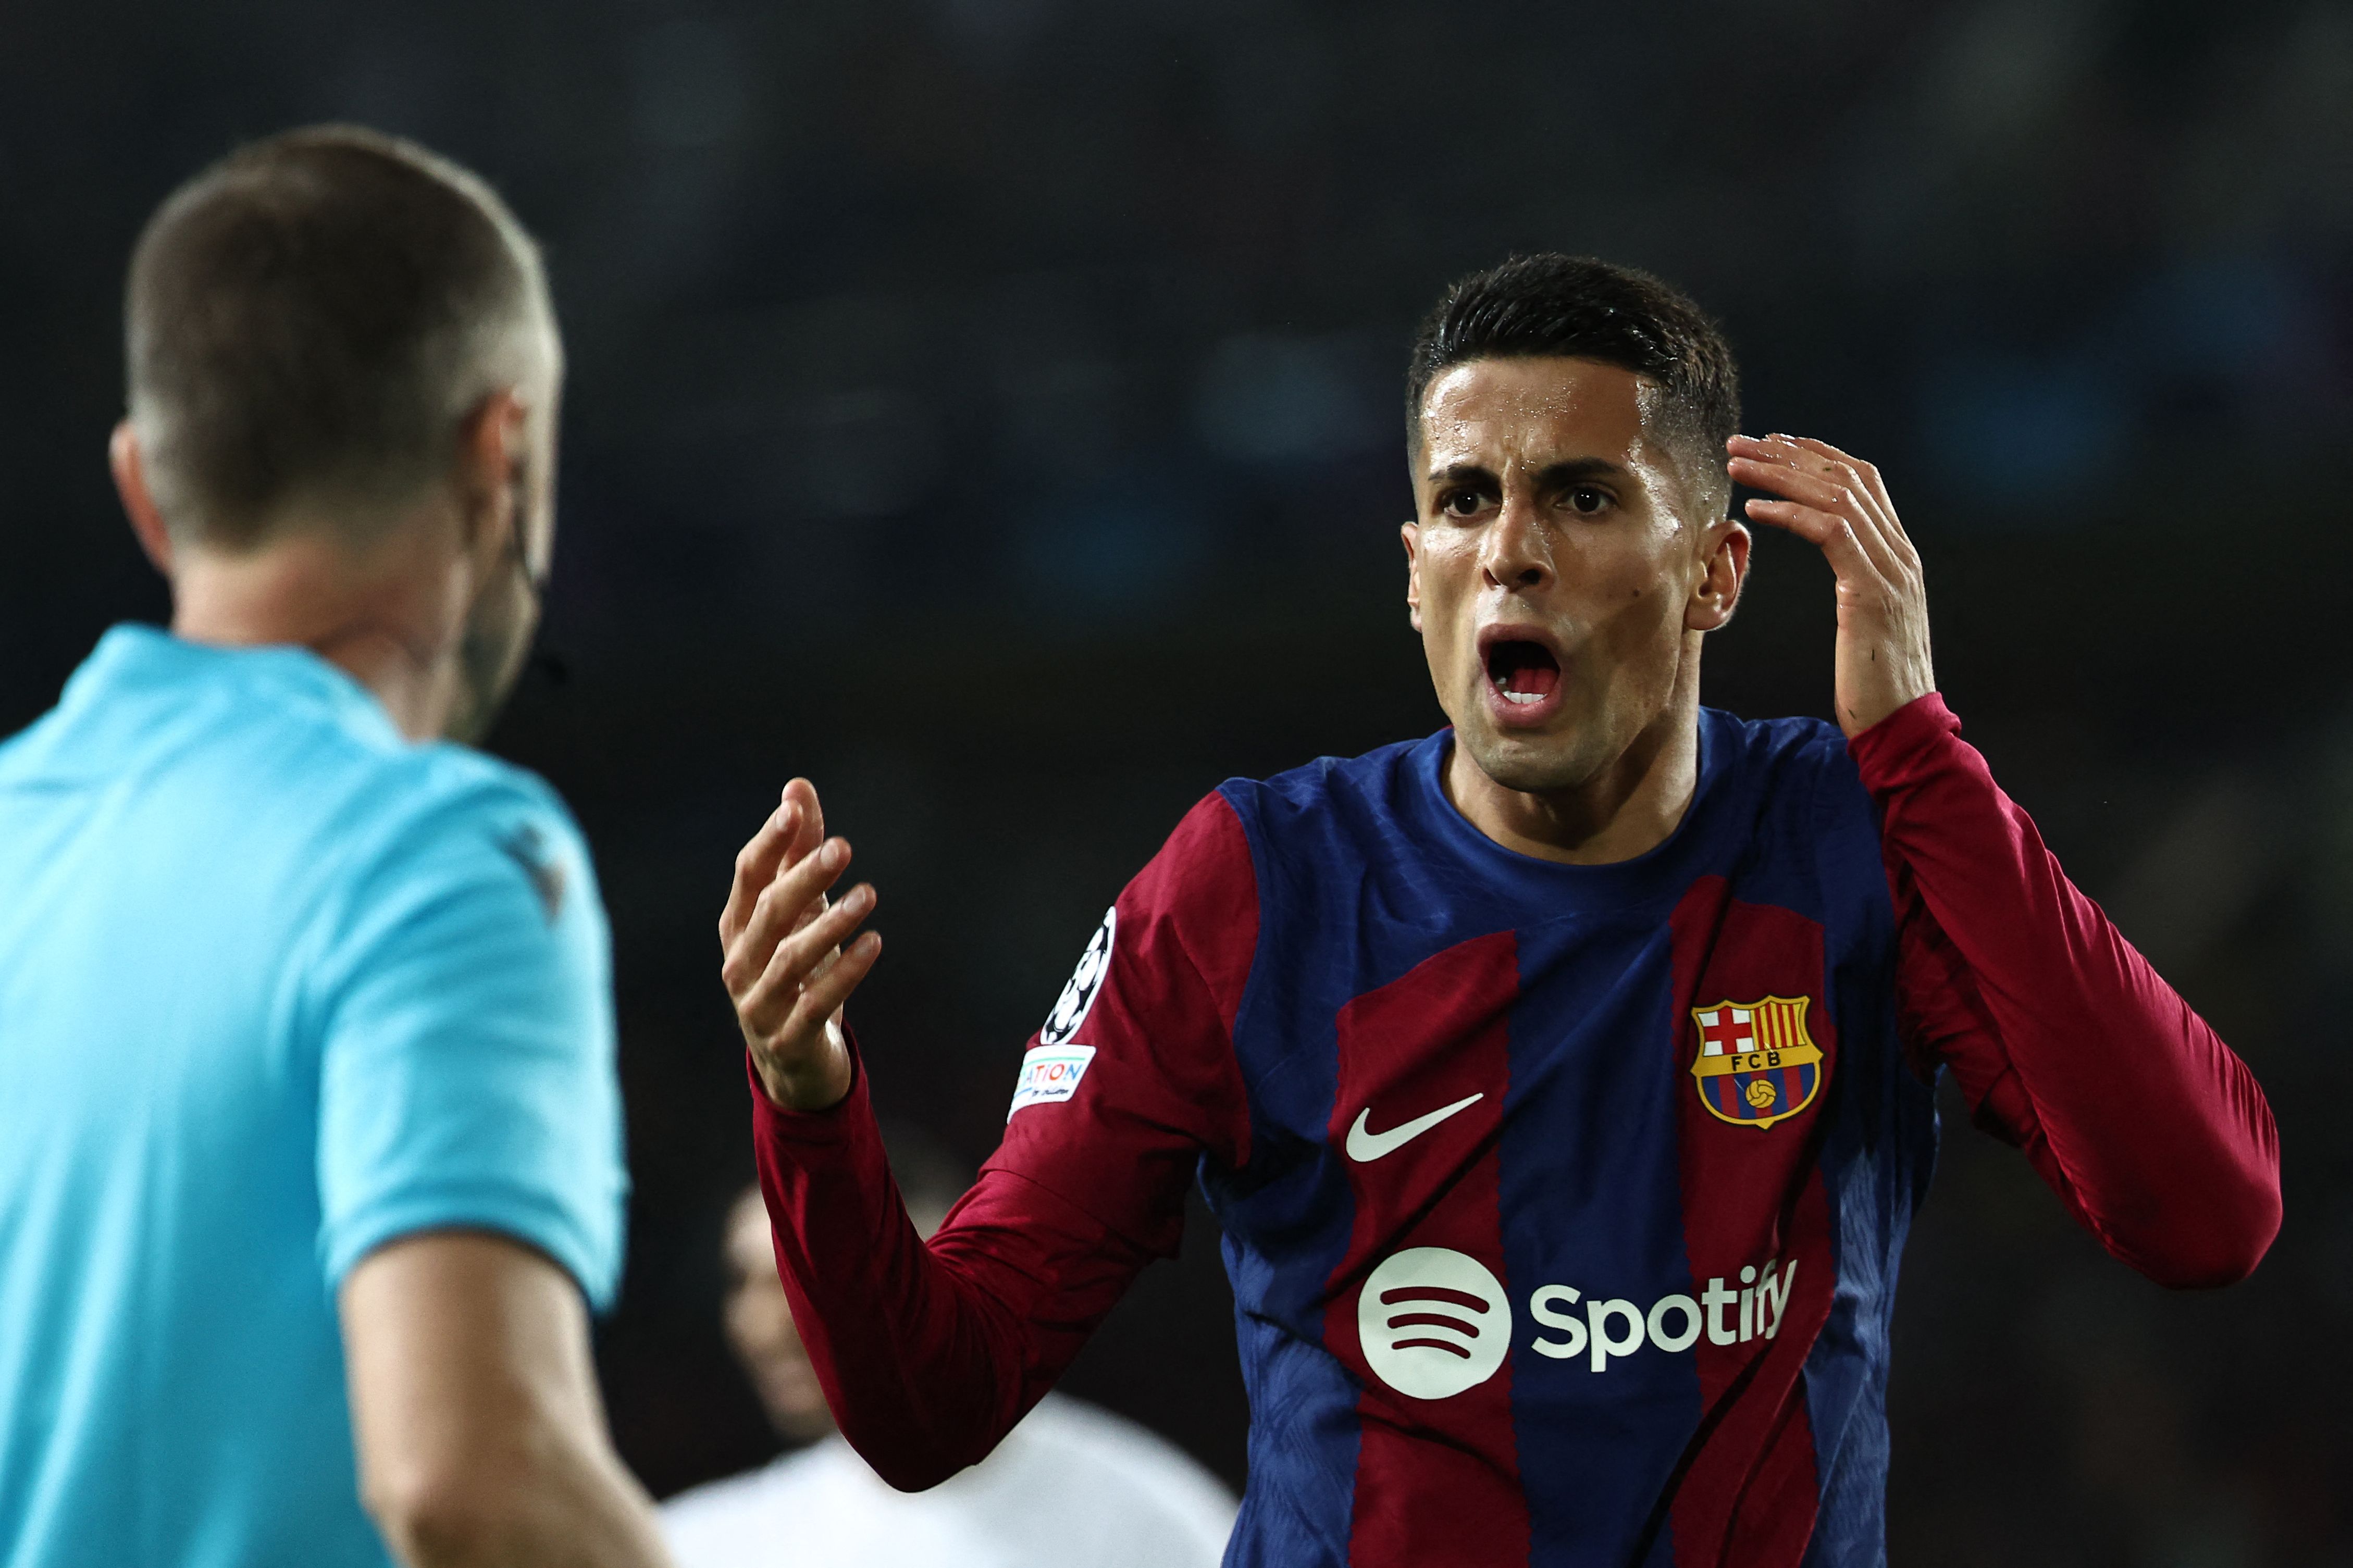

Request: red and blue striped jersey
left=751, top=696, right=2279, bottom=1567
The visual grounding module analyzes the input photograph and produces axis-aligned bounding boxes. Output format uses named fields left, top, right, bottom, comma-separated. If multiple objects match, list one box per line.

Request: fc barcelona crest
left=1689, top=996, right=1824, bottom=1130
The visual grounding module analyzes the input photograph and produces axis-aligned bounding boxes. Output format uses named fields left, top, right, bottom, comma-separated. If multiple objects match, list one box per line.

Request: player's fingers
left=778, top=780, right=846, bottom=939
left=1785, top=438, right=1914, bottom=564
left=1750, top=434, right=1907, bottom=567
left=782, top=890, right=832, bottom=940
left=720, top=795, right=799, bottom=948
left=1742, top=497, right=1888, bottom=590
left=782, top=778, right=825, bottom=867
left=1727, top=452, right=1884, bottom=538
left=776, top=931, right=883, bottom=1044
left=722, top=838, right=854, bottom=1000
left=1784, top=436, right=1888, bottom=505
left=782, top=869, right=843, bottom=939
left=741, top=883, right=878, bottom=1032
left=752, top=779, right=837, bottom=940
left=765, top=882, right=874, bottom=994
left=1728, top=447, right=1906, bottom=580
left=1730, top=434, right=1883, bottom=512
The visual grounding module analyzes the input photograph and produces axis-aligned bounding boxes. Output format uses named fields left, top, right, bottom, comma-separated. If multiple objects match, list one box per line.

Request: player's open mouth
left=1482, top=639, right=1563, bottom=724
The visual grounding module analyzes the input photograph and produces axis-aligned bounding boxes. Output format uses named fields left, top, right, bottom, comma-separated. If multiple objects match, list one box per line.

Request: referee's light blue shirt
left=0, top=626, right=628, bottom=1568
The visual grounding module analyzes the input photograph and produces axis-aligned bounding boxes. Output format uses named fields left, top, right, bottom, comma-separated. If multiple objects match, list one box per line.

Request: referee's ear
left=111, top=420, right=176, bottom=579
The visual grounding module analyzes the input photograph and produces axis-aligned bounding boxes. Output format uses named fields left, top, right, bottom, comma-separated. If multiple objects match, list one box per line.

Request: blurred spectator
left=662, top=1132, right=1236, bottom=1568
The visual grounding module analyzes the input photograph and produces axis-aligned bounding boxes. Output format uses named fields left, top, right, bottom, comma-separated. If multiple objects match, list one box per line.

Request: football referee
left=0, top=130, right=671, bottom=1567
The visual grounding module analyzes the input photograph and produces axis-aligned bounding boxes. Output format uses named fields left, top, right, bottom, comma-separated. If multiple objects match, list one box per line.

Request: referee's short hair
left=125, top=125, right=559, bottom=550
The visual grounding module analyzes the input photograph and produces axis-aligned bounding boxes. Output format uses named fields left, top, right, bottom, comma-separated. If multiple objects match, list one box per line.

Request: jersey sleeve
left=751, top=790, right=1257, bottom=1490
left=312, top=775, right=628, bottom=1309
left=1854, top=694, right=2281, bottom=1288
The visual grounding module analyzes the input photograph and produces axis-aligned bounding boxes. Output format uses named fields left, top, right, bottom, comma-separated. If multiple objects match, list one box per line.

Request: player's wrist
left=753, top=1056, right=854, bottom=1114
left=1836, top=650, right=1936, bottom=738
left=748, top=1031, right=855, bottom=1113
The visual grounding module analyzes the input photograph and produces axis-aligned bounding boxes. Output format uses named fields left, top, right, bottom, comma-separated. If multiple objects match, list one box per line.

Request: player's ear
left=1685, top=517, right=1749, bottom=633
left=1400, top=520, right=1424, bottom=634
left=110, top=421, right=175, bottom=578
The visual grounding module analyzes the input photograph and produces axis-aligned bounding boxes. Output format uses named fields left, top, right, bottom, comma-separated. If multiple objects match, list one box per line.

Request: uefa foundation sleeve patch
left=1008, top=1043, right=1097, bottom=1119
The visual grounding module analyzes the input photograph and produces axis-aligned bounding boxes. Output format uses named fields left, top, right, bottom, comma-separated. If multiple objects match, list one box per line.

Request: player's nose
left=1480, top=491, right=1554, bottom=593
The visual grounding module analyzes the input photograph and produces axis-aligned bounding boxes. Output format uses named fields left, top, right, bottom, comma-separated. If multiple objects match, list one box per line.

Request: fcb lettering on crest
left=1688, top=995, right=1824, bottom=1130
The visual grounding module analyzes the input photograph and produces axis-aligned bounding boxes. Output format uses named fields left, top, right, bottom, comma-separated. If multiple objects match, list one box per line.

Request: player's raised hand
left=719, top=777, right=878, bottom=1112
left=1727, top=434, right=1936, bottom=738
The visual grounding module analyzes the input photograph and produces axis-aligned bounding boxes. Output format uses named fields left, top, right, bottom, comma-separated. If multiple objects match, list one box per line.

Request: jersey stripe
left=1663, top=879, right=1834, bottom=1566
left=1320, top=932, right=1530, bottom=1567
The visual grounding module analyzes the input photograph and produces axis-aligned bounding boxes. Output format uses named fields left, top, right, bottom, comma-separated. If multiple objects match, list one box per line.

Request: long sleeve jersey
left=750, top=695, right=2280, bottom=1568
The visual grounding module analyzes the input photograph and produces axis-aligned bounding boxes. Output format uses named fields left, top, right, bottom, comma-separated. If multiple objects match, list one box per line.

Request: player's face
left=722, top=1188, right=838, bottom=1445
left=1403, top=357, right=1732, bottom=797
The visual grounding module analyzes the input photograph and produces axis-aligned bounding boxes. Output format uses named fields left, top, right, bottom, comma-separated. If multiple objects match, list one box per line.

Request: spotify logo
left=1357, top=1248, right=1511, bottom=1400
left=1355, top=1247, right=1801, bottom=1398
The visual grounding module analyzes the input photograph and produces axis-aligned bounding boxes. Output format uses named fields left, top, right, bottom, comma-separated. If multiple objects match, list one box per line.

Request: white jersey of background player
left=663, top=1168, right=1235, bottom=1568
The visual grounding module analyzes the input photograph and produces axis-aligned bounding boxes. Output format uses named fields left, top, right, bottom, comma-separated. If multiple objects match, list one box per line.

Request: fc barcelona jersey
left=750, top=696, right=2278, bottom=1568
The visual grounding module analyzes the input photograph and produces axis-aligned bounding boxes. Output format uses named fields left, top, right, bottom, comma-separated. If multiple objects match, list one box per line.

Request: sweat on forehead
left=1414, top=356, right=1730, bottom=526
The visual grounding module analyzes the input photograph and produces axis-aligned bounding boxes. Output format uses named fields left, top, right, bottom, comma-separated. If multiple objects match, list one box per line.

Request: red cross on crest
left=1696, top=1006, right=1754, bottom=1056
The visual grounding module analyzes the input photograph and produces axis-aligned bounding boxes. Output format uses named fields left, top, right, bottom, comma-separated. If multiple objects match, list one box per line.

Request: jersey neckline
left=1405, top=709, right=1738, bottom=911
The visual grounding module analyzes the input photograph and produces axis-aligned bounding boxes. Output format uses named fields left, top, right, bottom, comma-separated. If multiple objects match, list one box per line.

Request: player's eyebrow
left=1423, top=461, right=1498, bottom=490
left=1422, top=456, right=1634, bottom=488
left=1533, top=457, right=1633, bottom=488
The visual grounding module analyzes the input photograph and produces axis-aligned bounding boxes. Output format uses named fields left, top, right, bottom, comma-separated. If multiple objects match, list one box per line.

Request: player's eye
left=1566, top=485, right=1609, bottom=516
left=1439, top=488, right=1492, bottom=519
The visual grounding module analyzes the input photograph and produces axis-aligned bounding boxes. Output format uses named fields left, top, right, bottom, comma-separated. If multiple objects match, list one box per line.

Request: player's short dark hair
left=125, top=125, right=558, bottom=550
left=1406, top=254, right=1741, bottom=519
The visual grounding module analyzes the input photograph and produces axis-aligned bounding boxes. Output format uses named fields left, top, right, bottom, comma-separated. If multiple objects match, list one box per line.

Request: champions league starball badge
left=1039, top=906, right=1116, bottom=1048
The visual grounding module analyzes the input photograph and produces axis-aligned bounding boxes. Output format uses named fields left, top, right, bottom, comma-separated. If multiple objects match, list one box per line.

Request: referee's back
left=0, top=628, right=621, bottom=1565
left=0, top=127, right=671, bottom=1568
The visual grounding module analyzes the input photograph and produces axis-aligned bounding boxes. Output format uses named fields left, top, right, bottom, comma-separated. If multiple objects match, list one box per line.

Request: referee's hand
left=720, top=778, right=878, bottom=1112
left=1727, top=434, right=1937, bottom=738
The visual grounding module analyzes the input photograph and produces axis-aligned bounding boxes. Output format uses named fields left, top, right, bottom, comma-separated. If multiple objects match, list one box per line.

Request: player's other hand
left=720, top=777, right=878, bottom=1113
left=1728, top=434, right=1936, bottom=738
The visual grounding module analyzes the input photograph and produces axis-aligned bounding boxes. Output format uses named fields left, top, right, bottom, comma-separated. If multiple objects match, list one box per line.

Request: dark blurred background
left=5, top=0, right=2350, bottom=1560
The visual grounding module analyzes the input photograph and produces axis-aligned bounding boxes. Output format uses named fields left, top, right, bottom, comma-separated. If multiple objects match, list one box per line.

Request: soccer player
left=716, top=255, right=2281, bottom=1565
left=0, top=130, right=670, bottom=1567
left=663, top=1141, right=1236, bottom=1567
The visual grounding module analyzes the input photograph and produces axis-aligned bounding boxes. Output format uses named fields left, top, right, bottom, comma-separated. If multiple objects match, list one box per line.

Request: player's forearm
left=1855, top=694, right=2282, bottom=1286
left=749, top=1052, right=1039, bottom=1489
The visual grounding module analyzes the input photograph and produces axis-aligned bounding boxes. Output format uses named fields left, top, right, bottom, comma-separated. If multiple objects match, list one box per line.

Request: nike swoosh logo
left=1345, top=1093, right=1484, bottom=1162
